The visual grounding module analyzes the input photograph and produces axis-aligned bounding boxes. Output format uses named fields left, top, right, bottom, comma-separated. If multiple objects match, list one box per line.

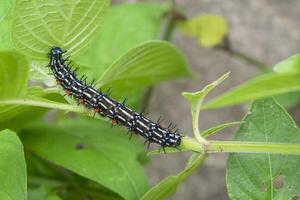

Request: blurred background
left=112, top=0, right=300, bottom=199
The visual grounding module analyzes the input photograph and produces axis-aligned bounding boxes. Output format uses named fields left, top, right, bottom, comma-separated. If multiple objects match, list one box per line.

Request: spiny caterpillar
left=48, top=47, right=182, bottom=151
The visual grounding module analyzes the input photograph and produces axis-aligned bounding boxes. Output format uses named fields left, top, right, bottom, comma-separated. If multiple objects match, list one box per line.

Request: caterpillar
left=47, top=47, right=182, bottom=151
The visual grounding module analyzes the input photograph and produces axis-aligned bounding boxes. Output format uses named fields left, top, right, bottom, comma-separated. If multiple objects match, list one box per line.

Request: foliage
left=141, top=153, right=206, bottom=200
left=227, top=99, right=300, bottom=200
left=21, top=119, right=149, bottom=200
left=179, top=14, right=228, bottom=47
left=0, top=0, right=300, bottom=200
left=0, top=130, right=26, bottom=200
left=203, top=52, right=300, bottom=109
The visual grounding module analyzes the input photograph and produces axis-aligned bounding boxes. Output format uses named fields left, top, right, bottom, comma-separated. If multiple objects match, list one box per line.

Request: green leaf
left=226, top=99, right=300, bottom=200
left=0, top=0, right=14, bottom=50
left=12, top=0, right=110, bottom=60
left=76, top=3, right=168, bottom=77
left=0, top=51, right=28, bottom=99
left=203, top=72, right=300, bottom=109
left=21, top=119, right=149, bottom=200
left=182, top=72, right=229, bottom=143
left=202, top=121, right=240, bottom=138
left=0, top=51, right=29, bottom=121
left=0, top=129, right=27, bottom=200
left=273, top=91, right=300, bottom=108
left=273, top=53, right=300, bottom=74
left=179, top=14, right=228, bottom=47
left=273, top=53, right=300, bottom=108
left=0, top=97, right=80, bottom=131
left=0, top=87, right=66, bottom=131
left=28, top=185, right=62, bottom=200
left=141, top=153, right=205, bottom=200
left=96, top=40, right=190, bottom=90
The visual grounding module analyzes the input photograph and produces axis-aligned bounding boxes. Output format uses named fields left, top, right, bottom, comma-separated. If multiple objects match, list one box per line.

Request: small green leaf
left=76, top=3, right=168, bottom=77
left=182, top=72, right=229, bottom=142
left=203, top=72, right=300, bottom=109
left=179, top=14, right=228, bottom=47
left=0, top=129, right=27, bottom=200
left=96, top=40, right=190, bottom=90
left=227, top=99, right=300, bottom=200
left=21, top=119, right=149, bottom=200
left=273, top=53, right=300, bottom=74
left=12, top=0, right=110, bottom=60
left=0, top=0, right=14, bottom=50
left=141, top=153, right=205, bottom=200
left=202, top=121, right=240, bottom=138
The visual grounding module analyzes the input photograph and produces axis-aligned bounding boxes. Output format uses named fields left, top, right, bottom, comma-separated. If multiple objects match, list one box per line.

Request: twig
left=217, top=36, right=271, bottom=72
left=140, top=0, right=184, bottom=111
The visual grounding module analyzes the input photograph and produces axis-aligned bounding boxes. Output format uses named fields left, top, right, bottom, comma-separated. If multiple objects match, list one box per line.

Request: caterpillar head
left=49, top=47, right=64, bottom=60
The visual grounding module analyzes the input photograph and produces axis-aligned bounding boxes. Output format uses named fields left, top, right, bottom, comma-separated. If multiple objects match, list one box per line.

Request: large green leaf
left=93, top=40, right=189, bottom=109
left=0, top=51, right=28, bottom=99
left=203, top=72, right=300, bottom=109
left=273, top=53, right=300, bottom=74
left=273, top=53, right=300, bottom=107
left=204, top=52, right=300, bottom=109
left=76, top=3, right=168, bottom=77
left=96, top=40, right=189, bottom=90
left=0, top=129, right=27, bottom=200
left=0, top=0, right=14, bottom=50
left=12, top=0, right=110, bottom=60
left=227, top=99, right=300, bottom=200
left=141, top=153, right=205, bottom=200
left=0, top=51, right=29, bottom=122
left=0, top=86, right=67, bottom=131
left=21, top=119, right=149, bottom=200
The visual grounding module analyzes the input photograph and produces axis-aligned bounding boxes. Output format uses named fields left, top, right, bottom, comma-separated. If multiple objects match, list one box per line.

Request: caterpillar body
left=48, top=47, right=182, bottom=151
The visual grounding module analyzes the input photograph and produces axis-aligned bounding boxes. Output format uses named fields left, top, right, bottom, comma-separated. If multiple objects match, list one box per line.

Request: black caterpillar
left=48, top=47, right=182, bottom=151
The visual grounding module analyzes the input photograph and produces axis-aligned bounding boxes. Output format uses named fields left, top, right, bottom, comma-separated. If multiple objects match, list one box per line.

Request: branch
left=180, top=137, right=300, bottom=155
left=217, top=36, right=271, bottom=72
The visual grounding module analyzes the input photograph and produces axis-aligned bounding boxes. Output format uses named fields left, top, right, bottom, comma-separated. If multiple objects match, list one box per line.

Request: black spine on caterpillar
left=47, top=47, right=182, bottom=151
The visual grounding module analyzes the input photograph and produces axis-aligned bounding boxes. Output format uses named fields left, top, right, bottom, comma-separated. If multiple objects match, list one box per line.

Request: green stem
left=217, top=36, right=270, bottom=72
left=140, top=0, right=179, bottom=111
left=0, top=99, right=84, bottom=113
left=180, top=137, right=300, bottom=155
left=207, top=140, right=300, bottom=155
left=228, top=49, right=270, bottom=72
left=181, top=136, right=204, bottom=153
left=191, top=98, right=209, bottom=145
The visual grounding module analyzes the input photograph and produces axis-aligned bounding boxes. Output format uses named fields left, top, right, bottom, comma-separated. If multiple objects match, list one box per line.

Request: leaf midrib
left=262, top=103, right=273, bottom=199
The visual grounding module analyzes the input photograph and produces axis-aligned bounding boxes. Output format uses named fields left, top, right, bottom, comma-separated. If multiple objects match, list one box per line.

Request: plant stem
left=0, top=99, right=84, bottom=113
left=227, top=49, right=270, bottom=72
left=181, top=137, right=300, bottom=155
left=207, top=140, right=300, bottom=155
left=140, top=0, right=181, bottom=111
left=181, top=136, right=204, bottom=153
left=217, top=36, right=271, bottom=72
